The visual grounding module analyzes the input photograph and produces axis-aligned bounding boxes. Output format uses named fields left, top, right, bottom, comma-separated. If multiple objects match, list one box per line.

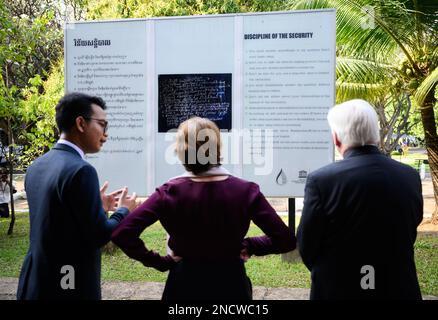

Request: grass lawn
left=1, top=211, right=437, bottom=296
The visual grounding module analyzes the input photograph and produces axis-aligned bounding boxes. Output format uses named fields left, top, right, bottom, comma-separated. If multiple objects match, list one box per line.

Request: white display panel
left=242, top=11, right=336, bottom=196
left=65, top=10, right=336, bottom=197
left=153, top=16, right=236, bottom=186
left=65, top=20, right=149, bottom=195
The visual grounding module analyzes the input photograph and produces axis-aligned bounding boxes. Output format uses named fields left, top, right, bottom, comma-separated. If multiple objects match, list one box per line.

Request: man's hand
left=117, top=187, right=138, bottom=212
left=100, top=181, right=123, bottom=212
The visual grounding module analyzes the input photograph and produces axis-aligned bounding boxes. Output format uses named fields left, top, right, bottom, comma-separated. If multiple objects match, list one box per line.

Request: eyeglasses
left=83, top=117, right=108, bottom=134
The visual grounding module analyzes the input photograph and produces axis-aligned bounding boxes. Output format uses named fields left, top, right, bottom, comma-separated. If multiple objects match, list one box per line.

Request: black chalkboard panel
left=158, top=73, right=232, bottom=132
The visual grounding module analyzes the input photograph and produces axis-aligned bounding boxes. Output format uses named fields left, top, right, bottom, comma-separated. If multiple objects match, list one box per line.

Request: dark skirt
left=162, top=259, right=252, bottom=301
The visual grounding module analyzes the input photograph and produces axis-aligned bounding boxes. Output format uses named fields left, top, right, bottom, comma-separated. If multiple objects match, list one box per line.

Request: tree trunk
left=4, top=69, right=15, bottom=234
left=7, top=149, right=15, bottom=235
left=419, top=97, right=438, bottom=224
left=6, top=120, right=15, bottom=235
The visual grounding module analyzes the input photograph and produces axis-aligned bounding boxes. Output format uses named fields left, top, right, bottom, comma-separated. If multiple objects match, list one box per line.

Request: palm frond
left=337, top=57, right=394, bottom=80
left=290, top=0, right=437, bottom=68
left=414, top=66, right=438, bottom=106
left=289, top=0, right=401, bottom=60
left=430, top=45, right=438, bottom=68
left=336, top=81, right=387, bottom=102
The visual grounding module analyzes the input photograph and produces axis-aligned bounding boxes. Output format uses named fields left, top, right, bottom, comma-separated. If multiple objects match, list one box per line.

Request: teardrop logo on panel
left=275, top=169, right=287, bottom=185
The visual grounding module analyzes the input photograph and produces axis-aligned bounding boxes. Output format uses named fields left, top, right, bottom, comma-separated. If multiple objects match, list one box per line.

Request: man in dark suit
left=17, top=93, right=138, bottom=300
left=297, top=99, right=423, bottom=300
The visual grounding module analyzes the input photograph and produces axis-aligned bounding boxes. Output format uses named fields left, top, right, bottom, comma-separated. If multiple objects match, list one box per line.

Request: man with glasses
left=17, top=92, right=138, bottom=300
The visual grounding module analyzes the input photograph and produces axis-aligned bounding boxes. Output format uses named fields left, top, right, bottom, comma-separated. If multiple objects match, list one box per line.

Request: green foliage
left=289, top=0, right=438, bottom=158
left=0, top=0, right=66, bottom=168
left=0, top=1, right=63, bottom=91
left=407, top=100, right=438, bottom=141
left=87, top=0, right=290, bottom=19
left=0, top=74, right=18, bottom=119
left=335, top=56, right=396, bottom=103
left=18, top=60, right=64, bottom=167
left=301, top=0, right=436, bottom=98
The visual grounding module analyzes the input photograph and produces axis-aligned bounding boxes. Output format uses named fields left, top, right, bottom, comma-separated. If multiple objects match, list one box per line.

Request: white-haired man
left=297, top=99, right=423, bottom=300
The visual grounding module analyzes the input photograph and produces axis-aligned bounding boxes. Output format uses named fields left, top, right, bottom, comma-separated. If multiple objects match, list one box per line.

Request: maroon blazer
left=112, top=175, right=296, bottom=271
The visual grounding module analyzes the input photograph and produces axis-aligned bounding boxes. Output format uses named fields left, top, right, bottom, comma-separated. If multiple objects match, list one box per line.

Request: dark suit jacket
left=17, top=143, right=129, bottom=300
left=297, top=145, right=423, bottom=300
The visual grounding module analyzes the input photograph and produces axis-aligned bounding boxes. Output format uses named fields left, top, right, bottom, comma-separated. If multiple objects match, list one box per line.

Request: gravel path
left=1, top=277, right=437, bottom=300
left=0, top=277, right=310, bottom=300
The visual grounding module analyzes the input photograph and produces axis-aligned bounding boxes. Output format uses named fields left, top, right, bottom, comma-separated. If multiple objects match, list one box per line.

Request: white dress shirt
left=57, top=139, right=85, bottom=160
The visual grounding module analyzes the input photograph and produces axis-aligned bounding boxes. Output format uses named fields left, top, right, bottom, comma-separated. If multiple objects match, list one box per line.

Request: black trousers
left=162, top=259, right=252, bottom=301
left=0, top=203, right=9, bottom=218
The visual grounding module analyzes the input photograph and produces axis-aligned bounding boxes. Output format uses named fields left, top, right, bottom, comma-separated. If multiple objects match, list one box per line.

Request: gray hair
left=327, top=99, right=380, bottom=148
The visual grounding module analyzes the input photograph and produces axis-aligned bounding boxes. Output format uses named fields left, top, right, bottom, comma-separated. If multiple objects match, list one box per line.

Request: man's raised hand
left=117, top=187, right=138, bottom=212
left=100, top=181, right=123, bottom=212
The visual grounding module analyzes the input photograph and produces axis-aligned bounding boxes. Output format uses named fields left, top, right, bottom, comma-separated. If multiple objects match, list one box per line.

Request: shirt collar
left=170, top=166, right=231, bottom=180
left=343, top=145, right=381, bottom=159
left=57, top=139, right=85, bottom=160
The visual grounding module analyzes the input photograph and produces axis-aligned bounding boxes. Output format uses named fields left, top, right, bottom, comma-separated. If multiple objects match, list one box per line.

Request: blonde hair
left=175, top=117, right=222, bottom=174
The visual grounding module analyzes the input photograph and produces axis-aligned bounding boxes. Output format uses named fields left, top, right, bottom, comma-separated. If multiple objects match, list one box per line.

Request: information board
left=65, top=10, right=336, bottom=196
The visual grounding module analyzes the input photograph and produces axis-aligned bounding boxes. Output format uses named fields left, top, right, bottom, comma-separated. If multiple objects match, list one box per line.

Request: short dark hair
left=55, top=92, right=106, bottom=133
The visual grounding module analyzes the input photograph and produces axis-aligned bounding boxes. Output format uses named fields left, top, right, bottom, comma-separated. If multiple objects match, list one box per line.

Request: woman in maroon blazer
left=112, top=117, right=296, bottom=300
